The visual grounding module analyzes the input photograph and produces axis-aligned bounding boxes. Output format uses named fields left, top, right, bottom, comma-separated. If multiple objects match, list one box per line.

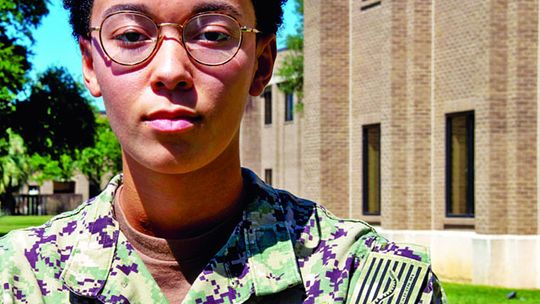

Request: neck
left=118, top=143, right=244, bottom=239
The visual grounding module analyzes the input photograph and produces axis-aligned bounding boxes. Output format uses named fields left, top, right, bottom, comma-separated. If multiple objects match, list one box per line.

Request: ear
left=249, top=35, right=277, bottom=96
left=79, top=38, right=102, bottom=97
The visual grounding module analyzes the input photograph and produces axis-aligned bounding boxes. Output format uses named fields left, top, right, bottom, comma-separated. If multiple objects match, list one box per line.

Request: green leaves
left=0, top=129, right=30, bottom=194
left=276, top=0, right=304, bottom=105
left=276, top=49, right=303, bottom=100
left=29, top=154, right=61, bottom=184
left=0, top=0, right=48, bottom=133
left=29, top=153, right=77, bottom=183
left=77, top=116, right=122, bottom=196
left=12, top=67, right=97, bottom=159
left=1, top=114, right=122, bottom=198
left=0, top=0, right=49, bottom=43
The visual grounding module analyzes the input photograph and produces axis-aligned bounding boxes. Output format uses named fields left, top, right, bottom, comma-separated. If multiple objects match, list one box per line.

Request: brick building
left=241, top=50, right=303, bottom=195
left=241, top=0, right=540, bottom=289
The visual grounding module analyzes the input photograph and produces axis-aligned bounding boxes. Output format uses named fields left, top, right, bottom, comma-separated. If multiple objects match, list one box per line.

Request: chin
left=122, top=132, right=239, bottom=176
left=121, top=145, right=202, bottom=175
left=144, top=153, right=213, bottom=175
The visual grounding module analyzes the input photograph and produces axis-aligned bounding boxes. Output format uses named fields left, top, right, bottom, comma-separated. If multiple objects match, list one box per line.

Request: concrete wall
left=381, top=229, right=540, bottom=289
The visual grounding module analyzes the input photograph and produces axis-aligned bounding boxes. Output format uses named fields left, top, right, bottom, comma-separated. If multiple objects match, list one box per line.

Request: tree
left=12, top=66, right=97, bottom=159
left=276, top=0, right=304, bottom=107
left=29, top=153, right=77, bottom=184
left=0, top=129, right=31, bottom=214
left=77, top=115, right=122, bottom=197
left=0, top=0, right=49, bottom=131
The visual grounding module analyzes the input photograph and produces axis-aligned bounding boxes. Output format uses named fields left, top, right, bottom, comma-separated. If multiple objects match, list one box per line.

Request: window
left=285, top=92, right=294, bottom=122
left=53, top=181, right=75, bottom=194
left=264, top=88, right=272, bottom=125
left=264, top=169, right=273, bottom=186
left=28, top=185, right=40, bottom=195
left=362, top=124, right=381, bottom=215
left=446, top=112, right=475, bottom=217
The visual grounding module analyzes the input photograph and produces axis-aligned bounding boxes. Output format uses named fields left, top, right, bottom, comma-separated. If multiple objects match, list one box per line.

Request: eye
left=194, top=30, right=231, bottom=43
left=114, top=30, right=151, bottom=43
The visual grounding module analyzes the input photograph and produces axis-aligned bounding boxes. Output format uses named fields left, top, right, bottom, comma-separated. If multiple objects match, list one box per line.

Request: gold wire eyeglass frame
left=89, top=10, right=261, bottom=66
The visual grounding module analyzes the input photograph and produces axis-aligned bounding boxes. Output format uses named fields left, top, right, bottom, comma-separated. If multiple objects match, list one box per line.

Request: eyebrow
left=191, top=2, right=243, bottom=19
left=102, top=3, right=151, bottom=18
left=101, top=2, right=243, bottom=20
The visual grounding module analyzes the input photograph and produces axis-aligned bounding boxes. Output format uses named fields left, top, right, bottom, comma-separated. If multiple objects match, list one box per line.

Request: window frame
left=445, top=111, right=475, bottom=218
left=285, top=92, right=294, bottom=122
left=264, top=168, right=273, bottom=186
left=362, top=124, right=381, bottom=216
left=263, top=87, right=272, bottom=125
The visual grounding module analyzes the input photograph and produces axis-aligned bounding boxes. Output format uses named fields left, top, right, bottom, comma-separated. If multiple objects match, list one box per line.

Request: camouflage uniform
left=0, top=169, right=446, bottom=303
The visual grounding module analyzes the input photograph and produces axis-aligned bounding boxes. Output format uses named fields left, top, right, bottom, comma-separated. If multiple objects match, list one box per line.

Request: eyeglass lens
left=99, top=12, right=243, bottom=66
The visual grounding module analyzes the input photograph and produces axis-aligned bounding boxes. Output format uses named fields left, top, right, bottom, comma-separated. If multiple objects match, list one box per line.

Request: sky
left=29, top=0, right=299, bottom=111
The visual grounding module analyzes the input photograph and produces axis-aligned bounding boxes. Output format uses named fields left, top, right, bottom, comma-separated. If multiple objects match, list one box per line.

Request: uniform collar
left=241, top=168, right=303, bottom=296
left=60, top=170, right=303, bottom=302
left=60, top=175, right=122, bottom=298
left=186, top=169, right=303, bottom=303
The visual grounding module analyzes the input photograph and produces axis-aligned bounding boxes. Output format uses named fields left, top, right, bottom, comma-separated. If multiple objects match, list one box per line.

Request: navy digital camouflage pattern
left=0, top=169, right=446, bottom=303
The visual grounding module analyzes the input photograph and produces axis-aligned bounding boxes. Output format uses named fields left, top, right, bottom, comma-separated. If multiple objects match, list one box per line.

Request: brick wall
left=404, top=0, right=433, bottom=230
left=434, top=0, right=491, bottom=231
left=497, top=1, right=537, bottom=234
left=350, top=0, right=390, bottom=222
left=241, top=51, right=303, bottom=195
left=301, top=0, right=322, bottom=203
left=240, top=96, right=261, bottom=174
left=302, top=1, right=350, bottom=217
left=351, top=1, right=433, bottom=229
left=240, top=0, right=539, bottom=235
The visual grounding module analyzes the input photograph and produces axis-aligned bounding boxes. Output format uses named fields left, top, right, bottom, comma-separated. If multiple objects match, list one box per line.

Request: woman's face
left=81, top=0, right=275, bottom=174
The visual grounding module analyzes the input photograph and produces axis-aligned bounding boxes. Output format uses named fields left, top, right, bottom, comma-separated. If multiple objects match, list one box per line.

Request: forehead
left=91, top=0, right=256, bottom=23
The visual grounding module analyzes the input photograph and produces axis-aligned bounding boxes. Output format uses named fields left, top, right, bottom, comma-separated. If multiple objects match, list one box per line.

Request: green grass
left=444, top=282, right=540, bottom=303
left=0, top=215, right=53, bottom=236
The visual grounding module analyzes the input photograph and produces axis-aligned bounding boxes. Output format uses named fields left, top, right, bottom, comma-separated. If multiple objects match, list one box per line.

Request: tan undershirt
left=113, top=187, right=243, bottom=303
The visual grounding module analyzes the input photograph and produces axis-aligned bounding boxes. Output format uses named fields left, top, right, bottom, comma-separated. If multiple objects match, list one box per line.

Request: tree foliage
left=11, top=66, right=96, bottom=159
left=0, top=0, right=49, bottom=129
left=77, top=116, right=122, bottom=196
left=276, top=0, right=304, bottom=103
left=0, top=129, right=31, bottom=214
left=0, top=116, right=122, bottom=211
left=29, top=153, right=77, bottom=184
left=0, top=129, right=30, bottom=195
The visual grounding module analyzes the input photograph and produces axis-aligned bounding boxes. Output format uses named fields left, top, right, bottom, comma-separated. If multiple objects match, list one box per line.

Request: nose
left=149, top=27, right=193, bottom=92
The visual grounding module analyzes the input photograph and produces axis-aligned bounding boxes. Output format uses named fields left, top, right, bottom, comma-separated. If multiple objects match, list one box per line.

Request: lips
left=143, top=109, right=201, bottom=133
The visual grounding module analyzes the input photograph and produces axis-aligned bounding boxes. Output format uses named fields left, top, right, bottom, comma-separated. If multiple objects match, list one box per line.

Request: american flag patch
left=349, top=252, right=429, bottom=304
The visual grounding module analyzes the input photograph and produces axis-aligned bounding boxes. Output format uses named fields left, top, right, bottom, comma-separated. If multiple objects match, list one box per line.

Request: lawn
left=444, top=282, right=540, bottom=303
left=0, top=215, right=53, bottom=236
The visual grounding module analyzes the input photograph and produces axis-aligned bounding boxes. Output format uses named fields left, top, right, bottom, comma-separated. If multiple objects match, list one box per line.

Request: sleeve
left=418, top=271, right=447, bottom=304
left=0, top=231, right=45, bottom=304
left=346, top=233, right=447, bottom=304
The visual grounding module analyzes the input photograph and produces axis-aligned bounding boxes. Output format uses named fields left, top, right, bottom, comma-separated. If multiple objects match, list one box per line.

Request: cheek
left=97, top=64, right=144, bottom=113
left=103, top=96, right=132, bottom=145
left=196, top=69, right=251, bottom=127
left=98, top=74, right=143, bottom=141
left=198, top=51, right=256, bottom=109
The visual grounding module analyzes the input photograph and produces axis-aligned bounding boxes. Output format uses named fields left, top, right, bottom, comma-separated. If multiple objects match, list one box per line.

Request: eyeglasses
left=89, top=11, right=260, bottom=66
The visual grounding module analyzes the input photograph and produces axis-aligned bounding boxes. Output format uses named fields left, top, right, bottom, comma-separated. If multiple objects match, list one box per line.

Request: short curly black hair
left=63, top=0, right=286, bottom=39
